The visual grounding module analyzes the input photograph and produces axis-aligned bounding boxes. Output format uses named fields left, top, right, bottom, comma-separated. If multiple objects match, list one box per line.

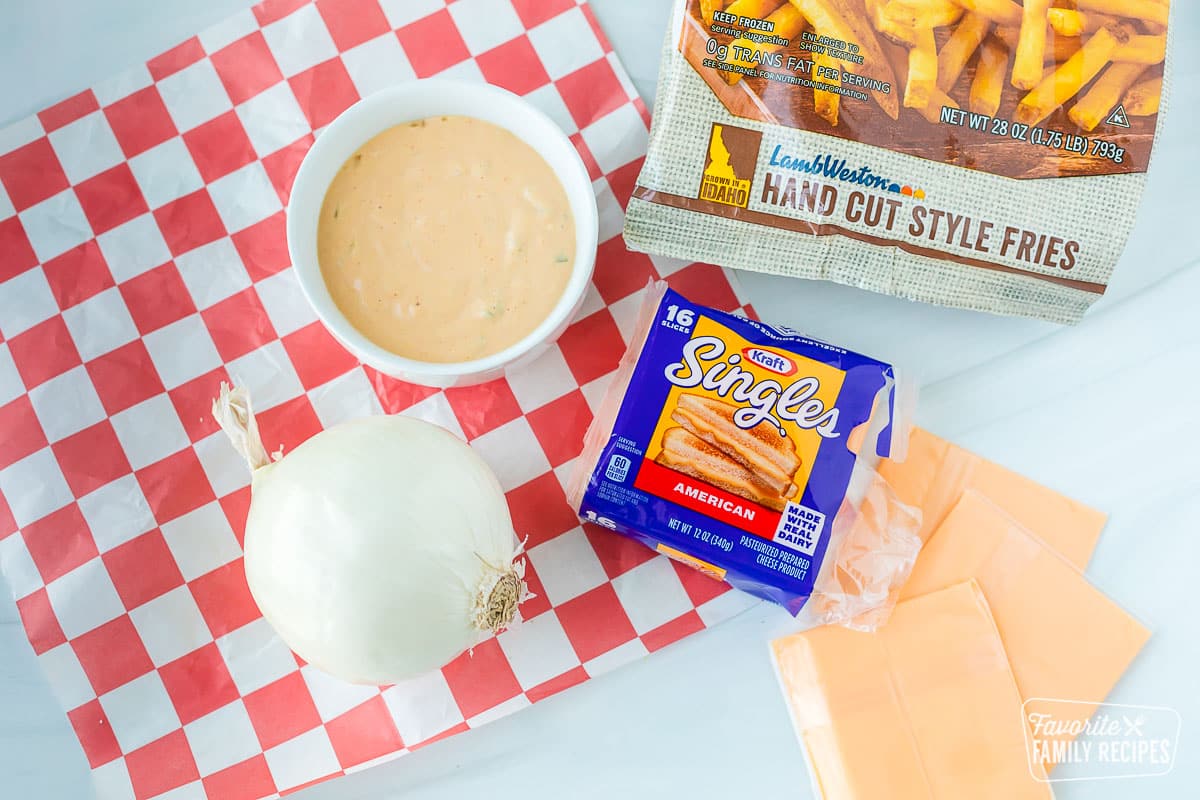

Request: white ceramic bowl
left=287, top=81, right=599, bottom=388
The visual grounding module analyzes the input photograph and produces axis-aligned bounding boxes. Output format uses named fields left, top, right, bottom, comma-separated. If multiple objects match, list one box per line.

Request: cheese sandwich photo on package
left=0, top=1, right=1194, bottom=800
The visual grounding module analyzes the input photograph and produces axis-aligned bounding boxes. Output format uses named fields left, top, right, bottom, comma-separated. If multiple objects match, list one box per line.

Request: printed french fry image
left=883, top=0, right=964, bottom=30
left=702, top=0, right=729, bottom=26
left=994, top=25, right=1081, bottom=63
left=825, top=0, right=903, bottom=119
left=1076, top=0, right=1168, bottom=27
left=1047, top=9, right=1085, bottom=37
left=969, top=36, right=1010, bottom=116
left=1068, top=61, right=1148, bottom=131
left=725, top=0, right=786, bottom=20
left=687, top=0, right=1168, bottom=178
left=869, top=0, right=920, bottom=45
left=812, top=51, right=843, bottom=125
left=1048, top=36, right=1083, bottom=64
left=1048, top=9, right=1118, bottom=37
left=1125, top=75, right=1163, bottom=116
left=723, top=4, right=806, bottom=85
left=1011, top=0, right=1050, bottom=89
left=903, top=26, right=939, bottom=109
left=791, top=0, right=901, bottom=119
left=949, top=0, right=1021, bottom=26
left=1115, top=35, right=1167, bottom=66
left=1015, top=24, right=1126, bottom=126
left=919, top=87, right=959, bottom=123
left=937, top=11, right=991, bottom=91
left=992, top=24, right=1017, bottom=47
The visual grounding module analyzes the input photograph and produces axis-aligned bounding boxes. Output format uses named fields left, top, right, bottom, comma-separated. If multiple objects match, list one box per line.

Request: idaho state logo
left=698, top=123, right=762, bottom=209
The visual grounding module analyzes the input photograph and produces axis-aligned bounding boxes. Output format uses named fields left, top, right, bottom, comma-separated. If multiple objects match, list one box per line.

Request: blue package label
left=576, top=287, right=898, bottom=613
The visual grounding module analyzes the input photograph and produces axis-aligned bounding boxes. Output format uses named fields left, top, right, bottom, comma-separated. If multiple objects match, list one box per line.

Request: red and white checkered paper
left=0, top=1, right=762, bottom=798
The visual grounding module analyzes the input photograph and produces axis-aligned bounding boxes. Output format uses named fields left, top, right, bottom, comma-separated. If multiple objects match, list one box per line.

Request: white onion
left=213, top=384, right=527, bottom=684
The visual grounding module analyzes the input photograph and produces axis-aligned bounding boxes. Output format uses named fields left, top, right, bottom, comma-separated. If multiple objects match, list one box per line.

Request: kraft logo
left=742, top=347, right=797, bottom=376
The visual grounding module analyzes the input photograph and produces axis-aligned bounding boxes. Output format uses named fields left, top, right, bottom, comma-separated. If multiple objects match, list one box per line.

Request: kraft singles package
left=568, top=283, right=920, bottom=626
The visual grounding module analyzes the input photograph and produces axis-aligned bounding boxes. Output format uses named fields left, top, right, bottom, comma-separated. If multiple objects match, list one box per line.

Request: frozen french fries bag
left=625, top=0, right=1172, bottom=323
left=568, top=283, right=921, bottom=627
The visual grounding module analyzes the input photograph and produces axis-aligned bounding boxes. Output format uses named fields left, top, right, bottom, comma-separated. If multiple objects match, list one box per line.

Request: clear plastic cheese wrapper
left=567, top=282, right=921, bottom=627
left=624, top=0, right=1172, bottom=323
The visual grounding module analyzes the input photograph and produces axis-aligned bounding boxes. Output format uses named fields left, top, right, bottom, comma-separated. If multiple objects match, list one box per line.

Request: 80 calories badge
left=1023, top=698, right=1181, bottom=783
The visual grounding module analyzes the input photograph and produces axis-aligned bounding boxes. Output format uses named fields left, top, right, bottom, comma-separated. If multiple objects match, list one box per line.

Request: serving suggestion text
left=758, top=171, right=1081, bottom=272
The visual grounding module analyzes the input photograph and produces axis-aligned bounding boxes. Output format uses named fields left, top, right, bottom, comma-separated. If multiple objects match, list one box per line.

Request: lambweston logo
left=768, top=145, right=928, bottom=200
left=742, top=347, right=798, bottom=376
left=698, top=123, right=762, bottom=209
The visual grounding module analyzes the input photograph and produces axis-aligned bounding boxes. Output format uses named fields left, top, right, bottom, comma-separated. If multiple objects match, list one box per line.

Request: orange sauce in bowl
left=318, top=115, right=576, bottom=363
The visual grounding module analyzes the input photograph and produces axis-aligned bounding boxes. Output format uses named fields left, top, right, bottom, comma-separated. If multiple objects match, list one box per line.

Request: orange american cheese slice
left=877, top=427, right=1106, bottom=570
left=900, top=491, right=1151, bottom=766
left=772, top=580, right=1053, bottom=799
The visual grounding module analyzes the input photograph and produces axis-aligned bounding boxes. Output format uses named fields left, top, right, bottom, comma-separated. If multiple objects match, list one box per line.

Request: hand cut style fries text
left=707, top=0, right=1166, bottom=137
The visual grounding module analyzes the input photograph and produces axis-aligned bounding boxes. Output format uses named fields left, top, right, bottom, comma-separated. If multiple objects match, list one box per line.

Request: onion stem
left=213, top=383, right=275, bottom=472
left=472, top=551, right=529, bottom=634
left=483, top=572, right=523, bottom=633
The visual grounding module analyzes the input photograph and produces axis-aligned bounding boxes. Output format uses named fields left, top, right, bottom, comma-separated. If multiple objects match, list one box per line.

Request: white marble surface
left=2, top=1, right=1199, bottom=798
